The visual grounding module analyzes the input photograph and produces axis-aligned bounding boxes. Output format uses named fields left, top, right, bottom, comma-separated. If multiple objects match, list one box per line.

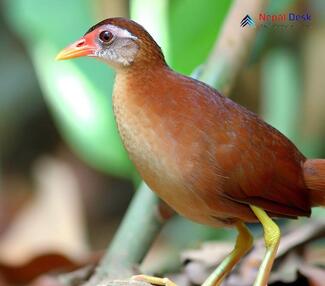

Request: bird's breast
left=112, top=79, right=219, bottom=225
left=113, top=85, right=181, bottom=189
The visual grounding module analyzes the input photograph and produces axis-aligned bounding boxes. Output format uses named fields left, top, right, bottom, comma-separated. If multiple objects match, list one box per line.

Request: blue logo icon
left=241, top=15, right=255, bottom=27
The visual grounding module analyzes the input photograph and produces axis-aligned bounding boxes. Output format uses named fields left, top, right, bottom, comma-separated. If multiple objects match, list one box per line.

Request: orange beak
left=56, top=36, right=96, bottom=60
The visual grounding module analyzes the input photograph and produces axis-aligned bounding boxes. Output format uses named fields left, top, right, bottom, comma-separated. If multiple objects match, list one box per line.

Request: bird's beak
left=56, top=36, right=96, bottom=60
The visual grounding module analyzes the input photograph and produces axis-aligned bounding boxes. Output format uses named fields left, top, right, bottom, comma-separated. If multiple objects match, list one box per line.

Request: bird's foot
left=132, top=275, right=177, bottom=286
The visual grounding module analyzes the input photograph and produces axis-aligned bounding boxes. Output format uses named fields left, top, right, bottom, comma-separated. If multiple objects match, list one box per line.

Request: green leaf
left=168, top=0, right=232, bottom=74
left=3, top=0, right=134, bottom=177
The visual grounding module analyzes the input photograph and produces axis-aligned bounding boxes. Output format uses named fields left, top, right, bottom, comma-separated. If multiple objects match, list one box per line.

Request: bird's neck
left=112, top=64, right=172, bottom=138
left=114, top=63, right=170, bottom=99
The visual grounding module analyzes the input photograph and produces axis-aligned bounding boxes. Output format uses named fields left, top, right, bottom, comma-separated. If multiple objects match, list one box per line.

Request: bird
left=56, top=17, right=325, bottom=286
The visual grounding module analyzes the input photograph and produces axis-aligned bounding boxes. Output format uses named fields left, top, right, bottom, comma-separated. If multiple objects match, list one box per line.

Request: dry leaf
left=0, top=157, right=89, bottom=264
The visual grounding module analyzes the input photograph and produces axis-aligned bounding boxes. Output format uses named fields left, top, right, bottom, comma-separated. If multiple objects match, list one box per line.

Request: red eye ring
left=99, top=30, right=113, bottom=43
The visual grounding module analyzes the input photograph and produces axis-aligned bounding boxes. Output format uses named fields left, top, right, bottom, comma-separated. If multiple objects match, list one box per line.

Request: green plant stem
left=86, top=183, right=163, bottom=285
left=261, top=48, right=300, bottom=142
left=200, top=0, right=268, bottom=96
left=130, top=0, right=170, bottom=63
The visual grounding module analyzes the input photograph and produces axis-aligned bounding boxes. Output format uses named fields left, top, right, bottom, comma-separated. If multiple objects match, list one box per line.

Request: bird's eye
left=99, top=30, right=113, bottom=43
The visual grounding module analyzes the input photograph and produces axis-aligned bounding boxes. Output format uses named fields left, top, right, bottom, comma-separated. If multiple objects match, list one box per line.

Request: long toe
left=131, top=275, right=177, bottom=286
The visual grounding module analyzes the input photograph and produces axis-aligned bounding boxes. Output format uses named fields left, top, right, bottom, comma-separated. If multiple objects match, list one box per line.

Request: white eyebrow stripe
left=106, top=24, right=138, bottom=40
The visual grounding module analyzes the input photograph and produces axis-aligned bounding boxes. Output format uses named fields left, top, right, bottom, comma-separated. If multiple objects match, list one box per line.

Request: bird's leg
left=250, top=205, right=281, bottom=286
left=202, top=222, right=253, bottom=286
left=132, top=222, right=253, bottom=286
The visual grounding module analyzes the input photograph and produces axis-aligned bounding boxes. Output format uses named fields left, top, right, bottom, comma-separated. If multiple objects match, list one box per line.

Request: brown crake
left=56, top=18, right=325, bottom=286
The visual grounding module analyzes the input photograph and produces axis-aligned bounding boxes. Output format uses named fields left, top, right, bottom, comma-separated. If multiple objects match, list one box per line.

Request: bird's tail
left=304, top=159, right=325, bottom=206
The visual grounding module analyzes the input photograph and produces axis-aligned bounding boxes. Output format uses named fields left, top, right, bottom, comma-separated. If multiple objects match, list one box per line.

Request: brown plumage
left=56, top=17, right=325, bottom=285
left=57, top=17, right=325, bottom=225
left=114, top=65, right=313, bottom=225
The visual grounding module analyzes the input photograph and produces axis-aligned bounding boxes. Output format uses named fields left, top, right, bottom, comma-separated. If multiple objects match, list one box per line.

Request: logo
left=240, top=15, right=255, bottom=27
left=259, top=12, right=311, bottom=22
left=240, top=12, right=312, bottom=30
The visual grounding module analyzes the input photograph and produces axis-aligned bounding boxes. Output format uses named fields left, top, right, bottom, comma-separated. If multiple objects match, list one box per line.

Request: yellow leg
left=250, top=205, right=281, bottom=286
left=202, top=222, right=253, bottom=286
left=132, top=222, right=253, bottom=286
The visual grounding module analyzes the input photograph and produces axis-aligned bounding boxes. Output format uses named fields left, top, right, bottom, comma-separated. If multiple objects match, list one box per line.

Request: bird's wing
left=214, top=103, right=311, bottom=217
left=165, top=73, right=311, bottom=218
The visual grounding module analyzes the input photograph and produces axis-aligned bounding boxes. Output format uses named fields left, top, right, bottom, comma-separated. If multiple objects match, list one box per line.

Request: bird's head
left=56, top=17, right=166, bottom=69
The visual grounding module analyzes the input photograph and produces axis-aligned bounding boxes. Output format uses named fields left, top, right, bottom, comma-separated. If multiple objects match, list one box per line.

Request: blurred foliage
left=3, top=0, right=132, bottom=178
left=168, top=0, right=232, bottom=74
left=131, top=0, right=171, bottom=62
left=261, top=48, right=301, bottom=142
left=0, top=17, right=43, bottom=156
